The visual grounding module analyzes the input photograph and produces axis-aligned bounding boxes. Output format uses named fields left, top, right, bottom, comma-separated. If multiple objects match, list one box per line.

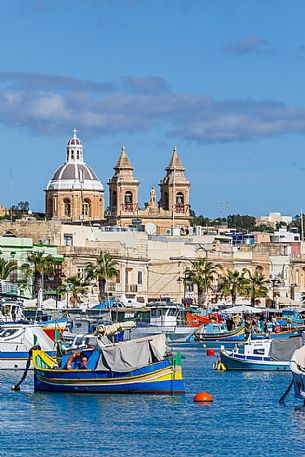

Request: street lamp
left=268, top=276, right=282, bottom=308
left=290, top=283, right=297, bottom=300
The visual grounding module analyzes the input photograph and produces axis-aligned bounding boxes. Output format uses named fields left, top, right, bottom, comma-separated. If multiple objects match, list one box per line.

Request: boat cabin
left=0, top=300, right=25, bottom=323
left=149, top=303, right=183, bottom=327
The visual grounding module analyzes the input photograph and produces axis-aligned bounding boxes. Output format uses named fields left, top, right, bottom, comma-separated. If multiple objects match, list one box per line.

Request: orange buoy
left=194, top=392, right=213, bottom=403
left=207, top=349, right=215, bottom=356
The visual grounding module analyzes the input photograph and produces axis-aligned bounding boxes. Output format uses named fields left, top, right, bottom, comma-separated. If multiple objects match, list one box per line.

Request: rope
left=279, top=378, right=294, bottom=404
left=11, top=345, right=41, bottom=391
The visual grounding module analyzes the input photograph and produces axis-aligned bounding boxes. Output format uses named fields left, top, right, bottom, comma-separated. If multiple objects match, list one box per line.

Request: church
left=45, top=129, right=191, bottom=234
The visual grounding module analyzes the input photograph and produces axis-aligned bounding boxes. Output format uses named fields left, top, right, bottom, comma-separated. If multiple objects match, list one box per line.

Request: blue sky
left=1, top=0, right=305, bottom=218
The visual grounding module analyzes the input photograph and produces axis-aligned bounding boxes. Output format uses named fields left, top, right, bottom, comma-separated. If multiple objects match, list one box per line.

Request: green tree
left=220, top=270, right=248, bottom=305
left=21, top=251, right=55, bottom=296
left=85, top=251, right=118, bottom=301
left=62, top=275, right=88, bottom=306
left=0, top=258, right=17, bottom=280
left=243, top=268, right=269, bottom=306
left=184, top=258, right=217, bottom=304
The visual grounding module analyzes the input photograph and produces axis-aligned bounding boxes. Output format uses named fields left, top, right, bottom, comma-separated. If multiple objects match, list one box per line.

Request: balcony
left=121, top=203, right=138, bottom=213
left=125, top=284, right=138, bottom=293
left=174, top=204, right=189, bottom=214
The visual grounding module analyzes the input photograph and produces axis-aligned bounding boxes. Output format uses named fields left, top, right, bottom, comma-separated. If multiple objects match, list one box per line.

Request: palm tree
left=220, top=270, right=248, bottom=305
left=85, top=251, right=118, bottom=301
left=243, top=268, right=269, bottom=306
left=184, top=258, right=217, bottom=305
left=0, top=258, right=17, bottom=280
left=61, top=275, right=88, bottom=306
left=20, top=251, right=55, bottom=296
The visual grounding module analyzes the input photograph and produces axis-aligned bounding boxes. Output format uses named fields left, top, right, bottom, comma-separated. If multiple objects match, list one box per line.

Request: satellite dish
left=145, top=222, right=156, bottom=235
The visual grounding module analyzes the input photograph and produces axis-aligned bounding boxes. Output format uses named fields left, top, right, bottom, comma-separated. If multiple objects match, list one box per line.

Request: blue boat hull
left=33, top=352, right=185, bottom=394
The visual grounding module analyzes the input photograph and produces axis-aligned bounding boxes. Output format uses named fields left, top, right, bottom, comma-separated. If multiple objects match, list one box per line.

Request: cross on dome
left=73, top=128, right=78, bottom=139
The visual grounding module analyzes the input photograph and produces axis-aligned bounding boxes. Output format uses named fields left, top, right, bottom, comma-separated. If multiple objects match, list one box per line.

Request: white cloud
left=0, top=72, right=305, bottom=143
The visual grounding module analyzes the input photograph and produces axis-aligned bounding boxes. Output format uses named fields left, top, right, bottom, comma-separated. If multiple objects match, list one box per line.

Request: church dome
left=46, top=129, right=103, bottom=192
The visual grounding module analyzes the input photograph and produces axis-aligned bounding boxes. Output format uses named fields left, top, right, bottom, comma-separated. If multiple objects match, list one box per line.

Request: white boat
left=0, top=323, right=56, bottom=370
left=126, top=303, right=195, bottom=343
left=217, top=336, right=303, bottom=371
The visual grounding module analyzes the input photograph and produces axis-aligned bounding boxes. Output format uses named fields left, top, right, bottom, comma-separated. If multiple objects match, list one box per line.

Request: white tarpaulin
left=224, top=305, right=263, bottom=315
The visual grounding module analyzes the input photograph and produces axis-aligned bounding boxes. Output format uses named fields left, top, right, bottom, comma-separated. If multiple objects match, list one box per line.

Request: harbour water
left=1, top=347, right=305, bottom=457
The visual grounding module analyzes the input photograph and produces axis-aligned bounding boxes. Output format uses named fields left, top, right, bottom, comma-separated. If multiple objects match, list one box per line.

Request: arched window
left=64, top=199, right=71, bottom=217
left=83, top=199, right=91, bottom=217
left=176, top=192, right=184, bottom=205
left=71, top=150, right=74, bottom=160
left=124, top=192, right=133, bottom=204
left=76, top=150, right=80, bottom=160
left=164, top=191, right=169, bottom=210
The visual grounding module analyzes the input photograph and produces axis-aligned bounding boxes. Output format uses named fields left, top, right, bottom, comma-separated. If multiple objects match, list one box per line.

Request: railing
left=125, top=284, right=138, bottom=292
left=121, top=203, right=138, bottom=213
left=174, top=204, right=189, bottom=214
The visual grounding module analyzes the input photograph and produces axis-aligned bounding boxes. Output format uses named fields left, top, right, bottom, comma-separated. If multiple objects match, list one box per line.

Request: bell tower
left=160, top=146, right=190, bottom=216
left=108, top=146, right=139, bottom=225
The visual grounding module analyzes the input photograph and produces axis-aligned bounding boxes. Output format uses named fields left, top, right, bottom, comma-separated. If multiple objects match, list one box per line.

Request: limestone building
left=108, top=146, right=191, bottom=234
left=45, top=129, right=104, bottom=222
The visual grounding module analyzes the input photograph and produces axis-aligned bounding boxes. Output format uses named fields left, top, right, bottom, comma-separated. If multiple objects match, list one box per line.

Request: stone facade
left=108, top=146, right=191, bottom=234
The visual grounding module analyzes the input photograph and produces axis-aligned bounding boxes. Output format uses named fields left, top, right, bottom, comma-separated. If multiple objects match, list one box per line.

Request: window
left=83, top=199, right=91, bottom=217
left=71, top=150, right=74, bottom=160
left=64, top=199, right=71, bottom=217
left=138, top=271, right=143, bottom=285
left=76, top=150, right=80, bottom=160
left=77, top=267, right=85, bottom=279
left=64, top=234, right=73, bottom=246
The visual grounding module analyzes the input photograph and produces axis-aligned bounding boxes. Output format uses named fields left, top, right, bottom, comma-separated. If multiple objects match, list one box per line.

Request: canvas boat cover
left=292, top=344, right=305, bottom=370
left=95, top=321, right=136, bottom=337
left=96, top=333, right=168, bottom=372
left=270, top=336, right=303, bottom=362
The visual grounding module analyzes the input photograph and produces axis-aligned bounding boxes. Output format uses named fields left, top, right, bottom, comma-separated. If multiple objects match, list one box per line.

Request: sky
left=1, top=0, right=305, bottom=218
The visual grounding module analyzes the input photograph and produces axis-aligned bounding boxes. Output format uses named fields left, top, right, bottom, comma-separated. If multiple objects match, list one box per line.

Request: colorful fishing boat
left=215, top=336, right=303, bottom=371
left=194, top=323, right=245, bottom=343
left=277, top=309, right=305, bottom=328
left=251, top=327, right=305, bottom=340
left=32, top=333, right=185, bottom=394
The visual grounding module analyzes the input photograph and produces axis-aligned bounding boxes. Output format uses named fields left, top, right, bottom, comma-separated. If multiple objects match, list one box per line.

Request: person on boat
left=287, top=315, right=293, bottom=330
left=272, top=316, right=277, bottom=333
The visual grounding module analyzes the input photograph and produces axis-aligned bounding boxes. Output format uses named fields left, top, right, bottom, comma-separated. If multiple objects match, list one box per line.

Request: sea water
left=1, top=347, right=305, bottom=457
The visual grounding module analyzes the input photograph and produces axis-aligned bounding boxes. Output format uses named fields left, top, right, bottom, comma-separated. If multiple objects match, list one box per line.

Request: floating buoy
left=207, top=349, right=215, bottom=356
left=194, top=392, right=213, bottom=403
left=202, top=344, right=206, bottom=348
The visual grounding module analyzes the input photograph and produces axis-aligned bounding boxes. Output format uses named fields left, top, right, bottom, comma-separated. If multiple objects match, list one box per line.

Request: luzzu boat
left=216, top=336, right=303, bottom=371
left=251, top=327, right=305, bottom=340
left=32, top=333, right=185, bottom=394
left=194, top=323, right=245, bottom=343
